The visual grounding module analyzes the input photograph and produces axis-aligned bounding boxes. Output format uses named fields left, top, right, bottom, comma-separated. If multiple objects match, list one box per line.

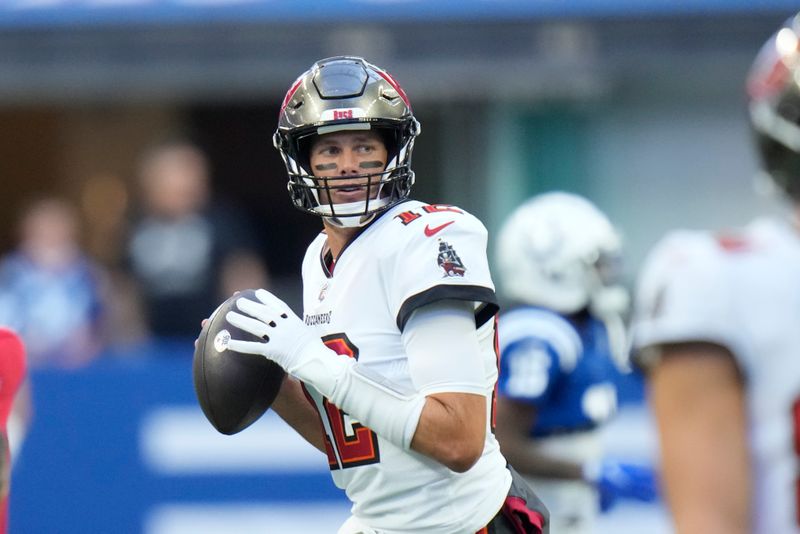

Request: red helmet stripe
left=280, top=77, right=304, bottom=113
left=747, top=24, right=800, bottom=99
left=748, top=54, right=790, bottom=99
left=375, top=69, right=412, bottom=110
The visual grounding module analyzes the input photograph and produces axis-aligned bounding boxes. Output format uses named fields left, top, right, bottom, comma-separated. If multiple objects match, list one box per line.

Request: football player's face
left=309, top=130, right=388, bottom=205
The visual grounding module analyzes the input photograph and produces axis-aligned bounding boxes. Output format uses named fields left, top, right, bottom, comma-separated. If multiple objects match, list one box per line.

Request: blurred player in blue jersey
left=494, top=192, right=657, bottom=534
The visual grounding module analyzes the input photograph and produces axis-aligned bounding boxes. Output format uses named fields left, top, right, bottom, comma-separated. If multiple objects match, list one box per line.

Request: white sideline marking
left=140, top=407, right=326, bottom=474
left=145, top=503, right=351, bottom=534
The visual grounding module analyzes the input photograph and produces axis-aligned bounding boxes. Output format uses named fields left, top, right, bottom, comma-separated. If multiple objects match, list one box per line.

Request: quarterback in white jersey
left=220, top=57, right=549, bottom=533
left=300, top=200, right=508, bottom=530
left=631, top=14, right=800, bottom=534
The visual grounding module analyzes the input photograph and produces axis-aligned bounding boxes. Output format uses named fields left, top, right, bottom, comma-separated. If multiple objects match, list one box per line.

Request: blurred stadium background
left=2, top=1, right=797, bottom=532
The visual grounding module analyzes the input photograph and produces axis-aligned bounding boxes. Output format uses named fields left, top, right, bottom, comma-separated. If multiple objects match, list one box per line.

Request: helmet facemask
left=274, top=57, right=420, bottom=227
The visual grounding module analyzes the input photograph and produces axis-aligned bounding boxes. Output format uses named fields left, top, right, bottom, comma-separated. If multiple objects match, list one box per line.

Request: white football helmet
left=496, top=192, right=628, bottom=315
left=496, top=192, right=630, bottom=367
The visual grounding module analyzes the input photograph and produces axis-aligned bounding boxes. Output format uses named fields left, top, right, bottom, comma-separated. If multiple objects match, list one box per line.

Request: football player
left=631, top=13, right=800, bottom=534
left=494, top=192, right=657, bottom=534
left=218, top=57, right=549, bottom=533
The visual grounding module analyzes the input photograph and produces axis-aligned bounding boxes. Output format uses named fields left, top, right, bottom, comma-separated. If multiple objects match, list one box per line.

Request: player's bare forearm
left=271, top=376, right=327, bottom=454
left=649, top=342, right=750, bottom=534
left=495, top=397, right=583, bottom=480
left=410, top=392, right=486, bottom=473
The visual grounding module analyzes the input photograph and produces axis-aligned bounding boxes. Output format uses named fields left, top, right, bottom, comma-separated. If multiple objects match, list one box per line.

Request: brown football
left=192, top=289, right=286, bottom=435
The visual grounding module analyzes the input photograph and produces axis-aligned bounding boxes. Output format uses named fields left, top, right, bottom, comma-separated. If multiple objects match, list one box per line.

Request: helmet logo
left=321, top=108, right=365, bottom=121
left=437, top=239, right=466, bottom=277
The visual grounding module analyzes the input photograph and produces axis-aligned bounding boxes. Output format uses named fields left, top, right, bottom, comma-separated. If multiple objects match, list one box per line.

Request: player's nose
left=338, top=149, right=361, bottom=175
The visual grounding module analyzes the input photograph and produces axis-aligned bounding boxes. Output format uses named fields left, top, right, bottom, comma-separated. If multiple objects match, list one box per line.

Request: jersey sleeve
left=497, top=307, right=582, bottom=403
left=631, top=230, right=745, bottom=367
left=386, top=206, right=499, bottom=331
left=402, top=301, right=489, bottom=396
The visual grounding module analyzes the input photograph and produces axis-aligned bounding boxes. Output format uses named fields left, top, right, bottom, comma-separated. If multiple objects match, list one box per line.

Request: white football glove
left=225, top=288, right=425, bottom=450
left=225, top=289, right=348, bottom=398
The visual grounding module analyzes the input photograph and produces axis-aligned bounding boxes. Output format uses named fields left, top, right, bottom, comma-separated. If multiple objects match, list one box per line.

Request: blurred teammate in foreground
left=214, top=56, right=549, bottom=533
left=0, top=329, right=26, bottom=534
left=494, top=192, right=657, bottom=534
left=631, top=13, right=800, bottom=534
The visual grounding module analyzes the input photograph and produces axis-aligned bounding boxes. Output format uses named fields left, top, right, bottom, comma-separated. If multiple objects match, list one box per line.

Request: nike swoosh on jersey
left=424, top=220, right=455, bottom=237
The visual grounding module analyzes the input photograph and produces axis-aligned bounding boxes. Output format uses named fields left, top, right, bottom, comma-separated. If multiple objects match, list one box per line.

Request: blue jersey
left=497, top=306, right=619, bottom=437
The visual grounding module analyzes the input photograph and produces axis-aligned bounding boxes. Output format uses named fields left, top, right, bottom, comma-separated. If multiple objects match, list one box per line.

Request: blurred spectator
left=0, top=197, right=105, bottom=369
left=494, top=192, right=657, bottom=533
left=631, top=14, right=800, bottom=534
left=126, top=139, right=268, bottom=343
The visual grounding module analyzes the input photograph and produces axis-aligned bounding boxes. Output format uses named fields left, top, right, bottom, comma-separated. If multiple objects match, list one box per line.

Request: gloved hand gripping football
left=225, top=288, right=348, bottom=398
left=225, top=288, right=425, bottom=450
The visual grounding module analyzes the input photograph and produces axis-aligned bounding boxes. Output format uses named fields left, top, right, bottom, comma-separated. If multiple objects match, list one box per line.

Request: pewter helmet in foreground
left=273, top=56, right=421, bottom=227
left=748, top=13, right=800, bottom=201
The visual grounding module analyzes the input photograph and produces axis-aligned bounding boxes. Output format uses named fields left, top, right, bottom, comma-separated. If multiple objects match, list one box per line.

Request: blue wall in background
left=10, top=354, right=346, bottom=534
left=10, top=346, right=646, bottom=533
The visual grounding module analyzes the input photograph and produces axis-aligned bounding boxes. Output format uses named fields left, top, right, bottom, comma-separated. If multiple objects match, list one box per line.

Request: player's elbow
left=418, top=392, right=487, bottom=472
left=439, top=438, right=484, bottom=473
left=445, top=452, right=481, bottom=473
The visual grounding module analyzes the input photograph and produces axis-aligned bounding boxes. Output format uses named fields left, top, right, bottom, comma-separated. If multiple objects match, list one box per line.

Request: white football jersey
left=299, top=200, right=511, bottom=533
left=632, top=217, right=800, bottom=534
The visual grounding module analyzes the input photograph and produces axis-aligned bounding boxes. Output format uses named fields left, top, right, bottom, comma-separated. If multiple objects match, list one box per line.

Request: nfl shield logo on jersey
left=318, top=281, right=329, bottom=302
left=437, top=239, right=466, bottom=277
